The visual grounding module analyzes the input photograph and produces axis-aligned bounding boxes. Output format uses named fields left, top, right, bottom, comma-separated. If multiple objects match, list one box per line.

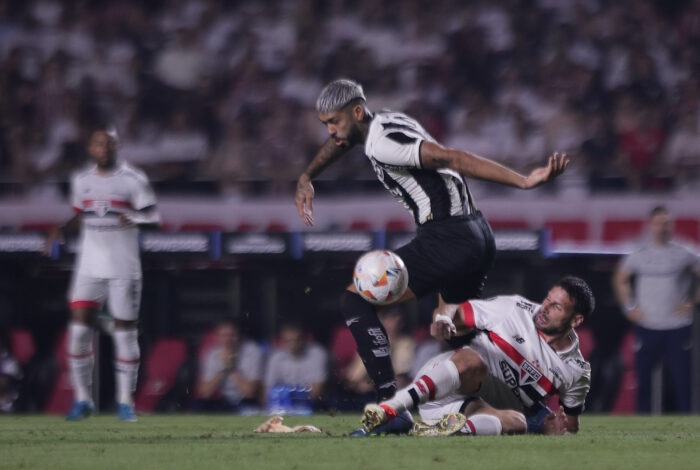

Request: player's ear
left=352, top=104, right=364, bottom=121
left=570, top=313, right=584, bottom=329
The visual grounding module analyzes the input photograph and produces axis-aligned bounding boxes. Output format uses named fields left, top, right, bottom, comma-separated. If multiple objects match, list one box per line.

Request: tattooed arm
left=419, top=141, right=568, bottom=190
left=295, top=137, right=350, bottom=226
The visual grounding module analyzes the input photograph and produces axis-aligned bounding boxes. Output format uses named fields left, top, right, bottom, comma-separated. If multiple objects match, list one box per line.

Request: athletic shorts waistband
left=418, top=211, right=486, bottom=230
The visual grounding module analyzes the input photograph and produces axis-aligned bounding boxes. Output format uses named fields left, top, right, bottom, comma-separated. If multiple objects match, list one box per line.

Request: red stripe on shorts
left=420, top=375, right=436, bottom=401
left=69, top=300, right=100, bottom=309
left=115, top=358, right=140, bottom=364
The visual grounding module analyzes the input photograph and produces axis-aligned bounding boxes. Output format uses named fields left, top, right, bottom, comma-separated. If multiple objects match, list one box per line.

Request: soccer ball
left=353, top=250, right=409, bottom=305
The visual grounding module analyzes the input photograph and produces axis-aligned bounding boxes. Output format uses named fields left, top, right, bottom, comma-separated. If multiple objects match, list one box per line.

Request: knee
left=114, top=319, right=138, bottom=330
left=450, top=349, right=488, bottom=380
left=500, top=410, right=527, bottom=434
left=70, top=307, right=95, bottom=325
left=340, top=289, right=375, bottom=318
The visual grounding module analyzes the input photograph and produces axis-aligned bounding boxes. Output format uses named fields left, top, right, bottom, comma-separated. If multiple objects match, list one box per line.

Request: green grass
left=1, top=414, right=699, bottom=470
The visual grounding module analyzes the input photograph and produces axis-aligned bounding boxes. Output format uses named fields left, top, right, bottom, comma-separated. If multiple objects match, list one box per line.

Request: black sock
left=340, top=290, right=397, bottom=401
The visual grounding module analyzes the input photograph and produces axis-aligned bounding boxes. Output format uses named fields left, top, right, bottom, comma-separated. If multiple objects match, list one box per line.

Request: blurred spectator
left=264, top=322, right=328, bottom=411
left=580, top=113, right=622, bottom=190
left=664, top=113, right=700, bottom=190
left=193, top=320, right=264, bottom=413
left=615, top=101, right=667, bottom=189
left=0, top=0, right=699, bottom=195
left=613, top=206, right=700, bottom=412
left=0, top=332, right=21, bottom=413
left=154, top=27, right=212, bottom=92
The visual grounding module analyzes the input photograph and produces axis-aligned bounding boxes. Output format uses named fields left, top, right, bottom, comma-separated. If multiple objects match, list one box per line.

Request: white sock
left=382, top=360, right=460, bottom=414
left=113, top=329, right=140, bottom=406
left=68, top=322, right=94, bottom=403
left=462, top=414, right=502, bottom=436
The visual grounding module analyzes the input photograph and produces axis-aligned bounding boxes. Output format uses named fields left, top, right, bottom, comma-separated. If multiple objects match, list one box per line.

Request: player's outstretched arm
left=44, top=213, right=82, bottom=255
left=295, top=138, right=350, bottom=226
left=420, top=141, right=568, bottom=189
left=119, top=205, right=162, bottom=230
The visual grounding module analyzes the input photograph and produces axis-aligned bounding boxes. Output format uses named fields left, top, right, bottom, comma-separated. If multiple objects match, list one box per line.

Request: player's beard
left=535, top=313, right=572, bottom=336
left=342, top=123, right=363, bottom=147
left=97, top=154, right=117, bottom=170
left=537, top=323, right=569, bottom=336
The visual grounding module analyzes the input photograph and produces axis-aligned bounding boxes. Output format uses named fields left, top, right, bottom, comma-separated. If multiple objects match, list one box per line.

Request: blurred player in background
left=362, top=276, right=594, bottom=436
left=294, top=79, right=568, bottom=433
left=45, top=126, right=161, bottom=422
left=613, top=206, right=700, bottom=413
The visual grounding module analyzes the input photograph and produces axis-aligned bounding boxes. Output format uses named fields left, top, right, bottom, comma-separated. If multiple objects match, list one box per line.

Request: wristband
left=526, top=405, right=552, bottom=434
left=434, top=314, right=457, bottom=334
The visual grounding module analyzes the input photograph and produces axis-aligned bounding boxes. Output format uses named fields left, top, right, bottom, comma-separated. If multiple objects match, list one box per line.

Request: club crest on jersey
left=519, top=360, right=543, bottom=385
left=93, top=200, right=111, bottom=217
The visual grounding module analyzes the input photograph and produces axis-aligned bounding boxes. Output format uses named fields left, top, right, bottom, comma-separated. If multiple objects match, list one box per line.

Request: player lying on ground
left=360, top=276, right=594, bottom=436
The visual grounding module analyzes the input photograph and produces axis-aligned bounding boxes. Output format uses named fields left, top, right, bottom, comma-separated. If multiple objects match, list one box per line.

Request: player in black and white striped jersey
left=294, top=79, right=568, bottom=434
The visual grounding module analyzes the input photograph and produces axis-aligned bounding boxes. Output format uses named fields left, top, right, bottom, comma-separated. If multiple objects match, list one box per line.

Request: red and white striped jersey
left=71, top=162, right=157, bottom=279
left=462, top=295, right=590, bottom=414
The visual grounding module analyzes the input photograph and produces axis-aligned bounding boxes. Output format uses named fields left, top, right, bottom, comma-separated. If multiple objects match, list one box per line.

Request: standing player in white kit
left=46, top=126, right=161, bottom=421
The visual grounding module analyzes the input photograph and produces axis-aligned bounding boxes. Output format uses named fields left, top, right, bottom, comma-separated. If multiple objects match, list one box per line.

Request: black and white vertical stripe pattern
left=365, top=111, right=475, bottom=225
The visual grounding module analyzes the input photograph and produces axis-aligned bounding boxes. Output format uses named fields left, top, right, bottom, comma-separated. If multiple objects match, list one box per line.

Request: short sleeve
left=200, top=350, right=222, bottom=382
left=238, top=342, right=264, bottom=381
left=306, top=345, right=328, bottom=384
left=620, top=252, right=639, bottom=274
left=264, top=352, right=282, bottom=389
left=70, top=174, right=83, bottom=213
left=130, top=172, right=157, bottom=210
left=559, top=361, right=591, bottom=415
left=370, top=131, right=423, bottom=168
left=461, top=296, right=517, bottom=331
left=686, top=248, right=700, bottom=273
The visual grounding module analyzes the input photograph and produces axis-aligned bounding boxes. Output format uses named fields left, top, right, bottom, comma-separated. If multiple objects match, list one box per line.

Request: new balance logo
left=512, top=335, right=525, bottom=344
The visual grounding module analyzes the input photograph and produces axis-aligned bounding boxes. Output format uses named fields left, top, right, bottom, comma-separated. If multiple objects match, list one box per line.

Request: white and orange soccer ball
left=353, top=250, right=409, bottom=305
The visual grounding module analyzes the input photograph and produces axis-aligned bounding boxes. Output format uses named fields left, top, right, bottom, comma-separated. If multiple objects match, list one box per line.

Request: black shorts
left=394, top=212, right=495, bottom=303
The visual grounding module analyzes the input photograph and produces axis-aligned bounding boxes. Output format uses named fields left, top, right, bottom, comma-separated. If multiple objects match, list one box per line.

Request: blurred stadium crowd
left=1, top=0, right=700, bottom=197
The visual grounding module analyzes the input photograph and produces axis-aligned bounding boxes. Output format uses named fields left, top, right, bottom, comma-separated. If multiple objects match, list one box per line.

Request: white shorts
left=415, top=351, right=468, bottom=424
left=415, top=350, right=527, bottom=424
left=68, top=273, right=142, bottom=321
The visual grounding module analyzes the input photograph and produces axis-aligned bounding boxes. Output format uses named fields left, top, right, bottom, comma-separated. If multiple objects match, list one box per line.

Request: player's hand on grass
left=43, top=227, right=64, bottom=256
left=295, top=174, right=315, bottom=226
left=542, top=406, right=567, bottom=435
left=523, top=152, right=569, bottom=189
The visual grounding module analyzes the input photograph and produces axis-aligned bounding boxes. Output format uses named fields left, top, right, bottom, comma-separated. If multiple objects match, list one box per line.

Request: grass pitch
left=1, top=414, right=699, bottom=470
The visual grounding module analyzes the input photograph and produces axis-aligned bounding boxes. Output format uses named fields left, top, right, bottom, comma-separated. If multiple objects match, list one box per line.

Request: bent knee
left=450, top=349, right=488, bottom=379
left=501, top=410, right=527, bottom=434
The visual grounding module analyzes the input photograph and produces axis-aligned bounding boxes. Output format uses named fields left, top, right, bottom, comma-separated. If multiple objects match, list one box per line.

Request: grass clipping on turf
left=253, top=416, right=322, bottom=434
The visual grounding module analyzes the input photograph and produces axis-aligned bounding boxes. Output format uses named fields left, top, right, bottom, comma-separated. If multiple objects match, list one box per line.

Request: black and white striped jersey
left=364, top=110, right=476, bottom=225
